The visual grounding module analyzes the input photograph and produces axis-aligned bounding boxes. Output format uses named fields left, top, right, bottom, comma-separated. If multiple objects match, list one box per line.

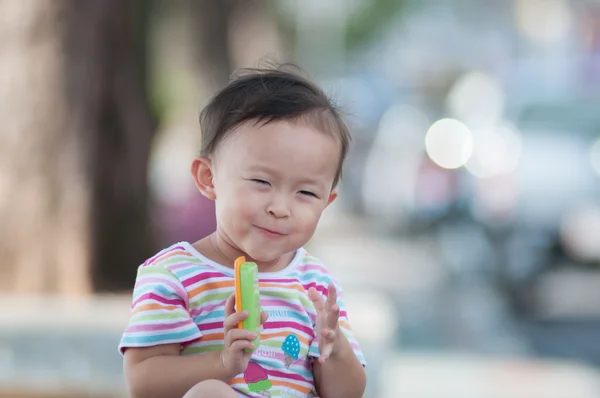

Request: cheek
left=294, top=202, right=324, bottom=230
left=227, top=190, right=263, bottom=222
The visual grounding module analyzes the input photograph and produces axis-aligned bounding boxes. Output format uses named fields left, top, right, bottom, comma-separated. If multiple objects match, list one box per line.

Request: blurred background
left=1, top=0, right=600, bottom=397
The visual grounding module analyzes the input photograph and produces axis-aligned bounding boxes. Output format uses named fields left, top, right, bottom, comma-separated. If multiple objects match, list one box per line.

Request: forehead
left=218, top=120, right=340, bottom=180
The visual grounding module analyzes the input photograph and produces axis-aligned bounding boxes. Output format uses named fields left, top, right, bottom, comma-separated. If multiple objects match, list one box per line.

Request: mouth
left=255, top=226, right=286, bottom=237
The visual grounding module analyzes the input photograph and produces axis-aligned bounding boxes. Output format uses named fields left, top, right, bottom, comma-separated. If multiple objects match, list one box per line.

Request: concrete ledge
left=0, top=294, right=131, bottom=397
left=379, top=352, right=600, bottom=398
left=0, top=294, right=132, bottom=330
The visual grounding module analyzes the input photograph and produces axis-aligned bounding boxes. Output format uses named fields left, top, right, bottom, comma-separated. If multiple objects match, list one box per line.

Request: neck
left=208, top=232, right=285, bottom=272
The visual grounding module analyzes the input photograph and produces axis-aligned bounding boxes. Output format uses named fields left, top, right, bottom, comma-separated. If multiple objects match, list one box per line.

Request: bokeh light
left=560, top=204, right=600, bottom=261
left=515, top=0, right=572, bottom=46
left=465, top=123, right=523, bottom=179
left=446, top=71, right=505, bottom=128
left=425, top=118, right=473, bottom=169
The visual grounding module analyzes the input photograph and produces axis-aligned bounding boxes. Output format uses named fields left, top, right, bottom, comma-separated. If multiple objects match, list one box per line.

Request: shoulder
left=140, top=242, right=196, bottom=270
left=132, top=242, right=231, bottom=304
left=295, top=250, right=330, bottom=275
left=295, top=249, right=341, bottom=292
left=136, top=242, right=224, bottom=285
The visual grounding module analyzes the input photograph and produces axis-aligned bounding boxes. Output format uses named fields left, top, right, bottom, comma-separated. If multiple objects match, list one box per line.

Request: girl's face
left=204, top=120, right=339, bottom=263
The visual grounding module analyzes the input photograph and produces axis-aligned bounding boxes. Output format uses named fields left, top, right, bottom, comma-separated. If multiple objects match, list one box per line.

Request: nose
left=267, top=193, right=291, bottom=219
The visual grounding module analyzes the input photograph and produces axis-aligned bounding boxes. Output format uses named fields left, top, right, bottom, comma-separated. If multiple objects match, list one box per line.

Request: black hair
left=199, top=63, right=351, bottom=187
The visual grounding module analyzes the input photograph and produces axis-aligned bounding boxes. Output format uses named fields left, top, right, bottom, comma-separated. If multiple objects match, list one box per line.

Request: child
left=119, top=64, right=367, bottom=398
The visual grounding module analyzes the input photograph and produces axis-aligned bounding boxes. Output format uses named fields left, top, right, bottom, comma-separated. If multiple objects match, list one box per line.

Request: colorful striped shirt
left=119, top=241, right=366, bottom=398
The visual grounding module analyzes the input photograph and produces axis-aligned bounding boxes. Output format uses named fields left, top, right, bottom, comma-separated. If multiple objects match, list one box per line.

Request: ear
left=191, top=157, right=216, bottom=200
left=326, top=189, right=338, bottom=207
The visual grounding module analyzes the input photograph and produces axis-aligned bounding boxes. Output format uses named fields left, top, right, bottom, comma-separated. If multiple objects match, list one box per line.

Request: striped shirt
left=119, top=241, right=366, bottom=398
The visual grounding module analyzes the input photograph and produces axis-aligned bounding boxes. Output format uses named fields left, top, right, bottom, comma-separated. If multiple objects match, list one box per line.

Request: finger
left=226, top=328, right=258, bottom=343
left=326, top=304, right=340, bottom=329
left=230, top=339, right=256, bottom=352
left=260, top=311, right=269, bottom=325
left=319, top=343, right=333, bottom=363
left=326, top=283, right=337, bottom=308
left=224, top=293, right=236, bottom=317
left=308, top=287, right=325, bottom=312
left=321, top=328, right=336, bottom=342
left=223, top=310, right=248, bottom=332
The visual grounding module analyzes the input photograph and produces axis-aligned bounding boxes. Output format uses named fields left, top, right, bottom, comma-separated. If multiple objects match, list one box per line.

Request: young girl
left=119, top=65, right=367, bottom=398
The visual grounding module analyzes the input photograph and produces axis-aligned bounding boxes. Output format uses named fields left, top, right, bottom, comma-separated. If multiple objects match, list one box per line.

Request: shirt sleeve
left=118, top=264, right=202, bottom=355
left=308, top=279, right=367, bottom=367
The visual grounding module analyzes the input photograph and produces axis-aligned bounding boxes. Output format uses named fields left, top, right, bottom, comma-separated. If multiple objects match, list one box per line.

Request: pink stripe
left=191, top=301, right=225, bottom=318
left=182, top=271, right=230, bottom=287
left=302, top=282, right=328, bottom=296
left=265, top=321, right=313, bottom=336
left=169, top=263, right=196, bottom=270
left=198, top=321, right=224, bottom=332
left=296, top=263, right=329, bottom=274
left=260, top=299, right=305, bottom=315
left=259, top=278, right=299, bottom=283
left=125, top=319, right=194, bottom=333
left=132, top=292, right=185, bottom=308
left=134, top=277, right=188, bottom=307
left=339, top=310, right=348, bottom=318
left=268, top=369, right=311, bottom=384
left=143, top=245, right=186, bottom=266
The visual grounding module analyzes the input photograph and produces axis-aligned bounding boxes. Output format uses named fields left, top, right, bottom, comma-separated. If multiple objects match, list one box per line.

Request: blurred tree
left=190, top=0, right=235, bottom=87
left=0, top=0, right=156, bottom=294
left=189, top=0, right=274, bottom=86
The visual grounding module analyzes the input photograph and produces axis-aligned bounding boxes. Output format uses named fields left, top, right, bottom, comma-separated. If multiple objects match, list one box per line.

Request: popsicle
left=234, top=256, right=261, bottom=352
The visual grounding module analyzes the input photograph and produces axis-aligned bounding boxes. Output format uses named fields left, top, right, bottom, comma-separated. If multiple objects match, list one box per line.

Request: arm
left=120, top=263, right=235, bottom=398
left=124, top=344, right=234, bottom=398
left=313, top=329, right=366, bottom=398
left=123, top=294, right=267, bottom=398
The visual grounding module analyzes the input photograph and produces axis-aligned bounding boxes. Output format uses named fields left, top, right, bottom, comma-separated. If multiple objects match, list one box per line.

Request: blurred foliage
left=345, top=0, right=405, bottom=50
left=270, top=0, right=405, bottom=52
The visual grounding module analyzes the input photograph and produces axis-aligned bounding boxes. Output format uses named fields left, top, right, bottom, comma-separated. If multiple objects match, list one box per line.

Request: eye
left=299, top=190, right=318, bottom=198
left=251, top=179, right=270, bottom=186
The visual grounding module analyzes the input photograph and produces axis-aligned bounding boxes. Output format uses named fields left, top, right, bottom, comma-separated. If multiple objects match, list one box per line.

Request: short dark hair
left=199, top=63, right=351, bottom=187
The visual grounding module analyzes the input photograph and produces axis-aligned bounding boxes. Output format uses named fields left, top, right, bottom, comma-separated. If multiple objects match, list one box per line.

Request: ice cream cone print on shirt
left=281, top=334, right=300, bottom=368
left=244, top=362, right=272, bottom=397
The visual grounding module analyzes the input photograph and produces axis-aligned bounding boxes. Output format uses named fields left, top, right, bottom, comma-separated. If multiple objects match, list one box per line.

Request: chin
left=243, top=246, right=286, bottom=263
left=247, top=251, right=282, bottom=263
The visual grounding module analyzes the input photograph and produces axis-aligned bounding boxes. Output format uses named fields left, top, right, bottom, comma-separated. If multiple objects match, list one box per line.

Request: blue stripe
left=174, top=266, right=206, bottom=278
left=120, top=329, right=201, bottom=345
left=294, top=272, right=333, bottom=285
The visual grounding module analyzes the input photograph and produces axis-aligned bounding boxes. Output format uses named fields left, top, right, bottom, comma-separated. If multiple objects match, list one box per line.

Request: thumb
left=260, top=311, right=269, bottom=325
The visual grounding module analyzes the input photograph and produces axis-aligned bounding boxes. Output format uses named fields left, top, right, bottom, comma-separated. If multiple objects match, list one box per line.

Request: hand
left=308, top=282, right=341, bottom=364
left=221, top=294, right=268, bottom=377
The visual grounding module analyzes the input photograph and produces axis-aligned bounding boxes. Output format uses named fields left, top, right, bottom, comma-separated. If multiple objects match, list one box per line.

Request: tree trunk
left=189, top=0, right=236, bottom=87
left=0, top=0, right=156, bottom=295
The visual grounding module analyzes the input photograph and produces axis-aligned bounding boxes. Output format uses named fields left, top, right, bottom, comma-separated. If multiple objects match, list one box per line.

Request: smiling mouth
left=256, top=226, right=286, bottom=236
